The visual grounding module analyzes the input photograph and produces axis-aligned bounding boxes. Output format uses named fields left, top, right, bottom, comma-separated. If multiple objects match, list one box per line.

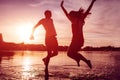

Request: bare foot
left=87, top=60, right=92, bottom=69
left=42, top=58, right=46, bottom=65
left=76, top=59, right=80, bottom=67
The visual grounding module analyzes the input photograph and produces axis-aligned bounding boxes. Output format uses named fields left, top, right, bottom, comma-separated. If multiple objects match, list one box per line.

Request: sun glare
left=17, top=23, right=32, bottom=43
left=16, top=23, right=45, bottom=44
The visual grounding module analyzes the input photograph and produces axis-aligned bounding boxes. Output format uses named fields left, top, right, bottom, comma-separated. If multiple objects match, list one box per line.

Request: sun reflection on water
left=23, top=57, right=31, bottom=71
left=21, top=56, right=35, bottom=79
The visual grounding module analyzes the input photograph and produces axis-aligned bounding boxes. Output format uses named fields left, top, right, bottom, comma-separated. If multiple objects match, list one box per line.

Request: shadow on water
left=0, top=51, right=15, bottom=64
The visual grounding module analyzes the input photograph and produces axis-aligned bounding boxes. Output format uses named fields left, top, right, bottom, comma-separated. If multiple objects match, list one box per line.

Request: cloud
left=89, top=0, right=120, bottom=36
left=0, top=0, right=120, bottom=46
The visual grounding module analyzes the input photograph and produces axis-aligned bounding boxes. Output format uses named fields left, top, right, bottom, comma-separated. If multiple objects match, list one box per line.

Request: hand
left=93, top=0, right=96, bottom=2
left=61, top=0, right=64, bottom=7
left=30, top=35, right=34, bottom=40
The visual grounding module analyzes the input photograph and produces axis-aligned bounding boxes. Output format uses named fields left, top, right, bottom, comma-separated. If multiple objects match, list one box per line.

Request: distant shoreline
left=0, top=42, right=120, bottom=51
left=0, top=33, right=120, bottom=51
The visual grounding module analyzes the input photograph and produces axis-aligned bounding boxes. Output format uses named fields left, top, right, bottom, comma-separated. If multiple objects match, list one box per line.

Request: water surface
left=0, top=51, right=120, bottom=80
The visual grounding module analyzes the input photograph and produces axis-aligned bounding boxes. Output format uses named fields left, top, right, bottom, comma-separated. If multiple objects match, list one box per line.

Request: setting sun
left=16, top=23, right=45, bottom=44
left=17, top=23, right=33, bottom=43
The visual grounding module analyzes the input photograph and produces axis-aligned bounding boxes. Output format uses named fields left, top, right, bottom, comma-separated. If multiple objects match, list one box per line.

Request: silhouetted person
left=61, top=0, right=96, bottom=68
left=30, top=10, right=58, bottom=67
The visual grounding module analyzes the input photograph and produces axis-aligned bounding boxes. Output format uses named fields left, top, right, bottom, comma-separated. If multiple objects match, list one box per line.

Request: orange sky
left=0, top=0, right=120, bottom=47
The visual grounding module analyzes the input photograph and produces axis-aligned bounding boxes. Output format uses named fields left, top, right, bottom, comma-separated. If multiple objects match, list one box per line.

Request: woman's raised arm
left=60, top=1, right=70, bottom=20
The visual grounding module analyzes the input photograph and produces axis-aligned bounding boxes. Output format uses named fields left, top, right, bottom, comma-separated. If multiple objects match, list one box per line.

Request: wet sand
left=0, top=51, right=120, bottom=80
